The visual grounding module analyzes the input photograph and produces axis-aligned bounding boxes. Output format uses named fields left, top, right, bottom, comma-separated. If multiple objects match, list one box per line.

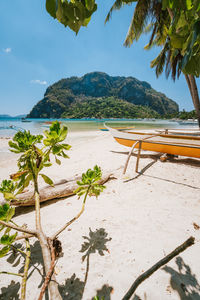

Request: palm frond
left=165, top=49, right=172, bottom=79
left=149, top=23, right=158, bottom=46
left=124, top=0, right=150, bottom=46
left=105, top=0, right=132, bottom=24
left=151, top=43, right=169, bottom=78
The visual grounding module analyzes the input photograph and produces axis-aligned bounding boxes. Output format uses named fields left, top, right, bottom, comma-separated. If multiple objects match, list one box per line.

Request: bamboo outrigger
left=105, top=125, right=200, bottom=174
left=100, top=126, right=135, bottom=131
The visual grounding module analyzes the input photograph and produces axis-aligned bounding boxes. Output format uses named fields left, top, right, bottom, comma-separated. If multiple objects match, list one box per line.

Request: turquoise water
left=0, top=117, right=187, bottom=137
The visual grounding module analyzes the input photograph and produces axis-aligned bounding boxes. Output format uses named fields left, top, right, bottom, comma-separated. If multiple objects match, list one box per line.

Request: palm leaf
left=105, top=0, right=134, bottom=24
left=124, top=0, right=150, bottom=46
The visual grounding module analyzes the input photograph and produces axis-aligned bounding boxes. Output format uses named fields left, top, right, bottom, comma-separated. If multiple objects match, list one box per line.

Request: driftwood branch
left=122, top=236, right=195, bottom=300
left=12, top=173, right=113, bottom=206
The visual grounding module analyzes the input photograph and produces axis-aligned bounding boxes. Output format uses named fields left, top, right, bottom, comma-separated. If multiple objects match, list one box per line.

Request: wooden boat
left=44, top=121, right=61, bottom=124
left=100, top=126, right=135, bottom=131
left=106, top=125, right=200, bottom=173
left=156, top=128, right=200, bottom=136
left=178, top=120, right=198, bottom=125
left=107, top=126, right=200, bottom=158
left=21, top=118, right=31, bottom=122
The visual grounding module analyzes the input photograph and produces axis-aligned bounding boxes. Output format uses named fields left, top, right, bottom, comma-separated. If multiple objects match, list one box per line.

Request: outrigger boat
left=105, top=125, right=200, bottom=173
left=156, top=128, right=200, bottom=136
left=100, top=126, right=135, bottom=131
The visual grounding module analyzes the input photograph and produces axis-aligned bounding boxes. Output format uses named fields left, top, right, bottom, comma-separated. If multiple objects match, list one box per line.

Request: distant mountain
left=0, top=114, right=26, bottom=119
left=0, top=114, right=10, bottom=118
left=27, top=72, right=179, bottom=118
left=15, top=114, right=27, bottom=118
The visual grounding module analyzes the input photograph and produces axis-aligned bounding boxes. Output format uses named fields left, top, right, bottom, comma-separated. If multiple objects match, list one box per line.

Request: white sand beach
left=0, top=130, right=200, bottom=299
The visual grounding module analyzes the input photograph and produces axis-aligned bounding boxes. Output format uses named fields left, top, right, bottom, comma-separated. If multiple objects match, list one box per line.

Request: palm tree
left=106, top=0, right=200, bottom=127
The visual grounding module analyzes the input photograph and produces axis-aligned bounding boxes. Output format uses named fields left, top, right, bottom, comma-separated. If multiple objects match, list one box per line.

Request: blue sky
left=0, top=0, right=198, bottom=115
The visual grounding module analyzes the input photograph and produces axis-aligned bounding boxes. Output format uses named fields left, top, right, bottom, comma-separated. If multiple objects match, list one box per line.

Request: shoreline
left=0, top=130, right=200, bottom=299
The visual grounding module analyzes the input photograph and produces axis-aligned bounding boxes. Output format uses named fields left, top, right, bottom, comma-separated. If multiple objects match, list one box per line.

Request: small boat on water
left=178, top=119, right=198, bottom=125
left=21, top=118, right=31, bottom=123
left=106, top=126, right=200, bottom=159
left=44, top=121, right=61, bottom=124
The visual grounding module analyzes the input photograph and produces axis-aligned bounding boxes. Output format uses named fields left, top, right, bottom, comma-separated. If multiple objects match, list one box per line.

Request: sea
left=0, top=117, right=192, bottom=138
left=0, top=117, right=198, bottom=161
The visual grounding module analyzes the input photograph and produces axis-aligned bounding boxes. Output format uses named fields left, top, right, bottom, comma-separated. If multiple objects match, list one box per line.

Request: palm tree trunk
left=185, top=74, right=200, bottom=128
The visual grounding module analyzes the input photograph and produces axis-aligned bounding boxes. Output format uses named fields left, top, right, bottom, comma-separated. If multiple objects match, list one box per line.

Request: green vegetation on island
left=28, top=72, right=178, bottom=119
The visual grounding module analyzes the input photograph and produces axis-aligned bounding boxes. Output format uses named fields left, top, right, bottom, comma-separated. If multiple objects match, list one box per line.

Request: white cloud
left=3, top=48, right=12, bottom=53
left=30, top=79, right=47, bottom=85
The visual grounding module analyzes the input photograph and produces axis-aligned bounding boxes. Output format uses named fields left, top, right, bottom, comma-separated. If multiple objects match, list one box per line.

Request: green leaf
left=55, top=157, right=61, bottom=165
left=61, top=151, right=69, bottom=159
left=0, top=246, right=10, bottom=258
left=62, top=144, right=71, bottom=150
left=85, top=0, right=95, bottom=11
left=186, top=0, right=192, bottom=10
left=0, top=233, right=17, bottom=245
left=4, top=227, right=11, bottom=234
left=23, top=174, right=32, bottom=189
left=6, top=207, right=15, bottom=222
left=46, top=0, right=57, bottom=18
left=0, top=204, right=10, bottom=220
left=3, top=192, right=14, bottom=201
left=40, top=174, right=54, bottom=187
left=59, top=126, right=68, bottom=141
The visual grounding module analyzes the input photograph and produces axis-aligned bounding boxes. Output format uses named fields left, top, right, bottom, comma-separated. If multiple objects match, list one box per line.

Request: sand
left=0, top=130, right=200, bottom=300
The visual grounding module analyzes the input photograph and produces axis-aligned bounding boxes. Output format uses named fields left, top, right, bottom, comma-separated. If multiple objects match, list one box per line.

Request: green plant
left=0, top=121, right=105, bottom=300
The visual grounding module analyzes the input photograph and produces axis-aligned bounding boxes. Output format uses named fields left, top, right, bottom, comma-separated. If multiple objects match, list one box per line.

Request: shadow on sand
left=163, top=256, right=200, bottom=299
left=59, top=227, right=113, bottom=300
left=113, top=150, right=200, bottom=189
left=0, top=240, right=45, bottom=300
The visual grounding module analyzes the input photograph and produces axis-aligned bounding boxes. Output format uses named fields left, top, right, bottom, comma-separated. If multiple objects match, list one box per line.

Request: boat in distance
left=100, top=126, right=135, bottom=131
left=106, top=126, right=200, bottom=159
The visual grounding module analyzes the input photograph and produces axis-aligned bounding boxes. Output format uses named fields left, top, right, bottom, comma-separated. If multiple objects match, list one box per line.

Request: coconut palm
left=106, top=0, right=200, bottom=126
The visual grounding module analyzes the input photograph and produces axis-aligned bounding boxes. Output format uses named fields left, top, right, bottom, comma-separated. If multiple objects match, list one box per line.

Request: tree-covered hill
left=28, top=72, right=179, bottom=118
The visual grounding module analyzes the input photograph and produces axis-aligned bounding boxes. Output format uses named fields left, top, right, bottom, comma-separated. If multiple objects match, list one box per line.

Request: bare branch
left=51, top=189, right=88, bottom=240
left=15, top=234, right=34, bottom=241
left=21, top=238, right=31, bottom=300
left=38, top=238, right=56, bottom=300
left=0, top=271, right=23, bottom=277
left=122, top=236, right=195, bottom=300
left=0, top=220, right=37, bottom=236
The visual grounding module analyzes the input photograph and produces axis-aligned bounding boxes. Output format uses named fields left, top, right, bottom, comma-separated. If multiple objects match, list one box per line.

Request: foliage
left=27, top=72, right=178, bottom=118
left=46, top=0, right=97, bottom=34
left=76, top=165, right=105, bottom=198
left=178, top=109, right=197, bottom=120
left=0, top=203, right=16, bottom=258
left=163, top=109, right=197, bottom=120
left=0, top=121, right=70, bottom=261
left=7, top=122, right=70, bottom=192
left=105, top=0, right=200, bottom=78
left=0, top=122, right=106, bottom=299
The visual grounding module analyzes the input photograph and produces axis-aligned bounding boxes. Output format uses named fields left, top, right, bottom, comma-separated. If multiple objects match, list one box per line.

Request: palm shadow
left=59, top=228, right=112, bottom=300
left=58, top=273, right=84, bottom=300
left=163, top=256, right=200, bottom=299
left=0, top=280, right=20, bottom=300
left=0, top=241, right=49, bottom=299
left=6, top=240, right=45, bottom=286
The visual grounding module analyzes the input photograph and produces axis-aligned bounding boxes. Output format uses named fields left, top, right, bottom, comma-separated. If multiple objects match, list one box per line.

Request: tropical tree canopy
left=46, top=0, right=200, bottom=77
left=46, top=0, right=97, bottom=34
left=106, top=0, right=200, bottom=78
